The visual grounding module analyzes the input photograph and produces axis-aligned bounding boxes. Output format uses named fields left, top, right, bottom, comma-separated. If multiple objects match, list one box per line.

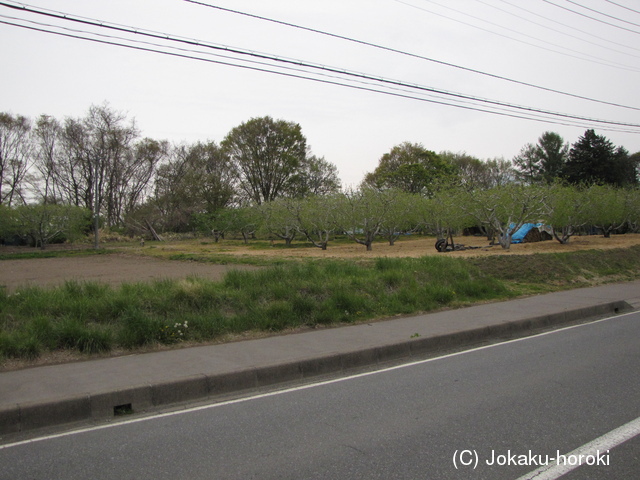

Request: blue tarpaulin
left=511, top=223, right=544, bottom=244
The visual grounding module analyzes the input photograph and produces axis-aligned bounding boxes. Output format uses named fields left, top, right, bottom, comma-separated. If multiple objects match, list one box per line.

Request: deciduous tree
left=0, top=112, right=32, bottom=206
left=459, top=184, right=548, bottom=250
left=222, top=116, right=307, bottom=204
left=363, top=142, right=455, bottom=195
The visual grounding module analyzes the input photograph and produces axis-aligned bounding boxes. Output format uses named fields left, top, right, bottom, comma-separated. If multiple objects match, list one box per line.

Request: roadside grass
left=468, top=245, right=640, bottom=295
left=1, top=245, right=640, bottom=363
left=0, top=255, right=508, bottom=361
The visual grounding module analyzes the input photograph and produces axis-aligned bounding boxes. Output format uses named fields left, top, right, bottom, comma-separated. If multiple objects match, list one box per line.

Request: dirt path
left=0, top=255, right=257, bottom=292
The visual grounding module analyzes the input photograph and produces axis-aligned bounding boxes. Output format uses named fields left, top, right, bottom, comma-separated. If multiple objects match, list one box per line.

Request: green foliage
left=333, top=188, right=396, bottom=251
left=0, top=204, right=18, bottom=239
left=297, top=195, right=339, bottom=250
left=11, top=204, right=91, bottom=248
left=513, top=132, right=568, bottom=185
left=363, top=142, right=456, bottom=195
left=562, top=129, right=636, bottom=187
left=459, top=183, right=548, bottom=249
left=544, top=184, right=589, bottom=243
left=583, top=184, right=634, bottom=237
left=260, top=197, right=301, bottom=246
left=222, top=116, right=307, bottom=204
left=418, top=187, right=473, bottom=238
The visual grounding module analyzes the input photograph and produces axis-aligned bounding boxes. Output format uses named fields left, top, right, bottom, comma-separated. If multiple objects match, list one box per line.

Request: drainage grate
left=113, top=403, right=134, bottom=416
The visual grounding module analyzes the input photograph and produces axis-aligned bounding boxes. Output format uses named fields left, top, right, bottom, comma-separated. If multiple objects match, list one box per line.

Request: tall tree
left=561, top=129, right=636, bottom=187
left=150, top=141, right=234, bottom=232
left=0, top=112, right=32, bottom=206
left=513, top=132, right=568, bottom=184
left=222, top=116, right=307, bottom=204
left=32, top=115, right=62, bottom=203
left=50, top=104, right=140, bottom=230
left=113, top=137, right=167, bottom=224
left=484, top=158, right=516, bottom=187
left=441, top=152, right=490, bottom=190
left=363, top=142, right=455, bottom=195
left=287, top=155, right=342, bottom=197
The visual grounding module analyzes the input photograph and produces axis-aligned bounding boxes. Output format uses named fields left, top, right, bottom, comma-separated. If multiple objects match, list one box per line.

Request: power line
left=1, top=1, right=639, bottom=133
left=182, top=0, right=640, bottom=112
left=413, top=0, right=640, bottom=70
left=564, top=0, right=640, bottom=29
left=497, top=0, right=640, bottom=55
left=480, top=0, right=640, bottom=59
left=6, top=0, right=640, bottom=129
left=4, top=16, right=635, bottom=135
left=540, top=0, right=640, bottom=35
left=603, top=0, right=640, bottom=16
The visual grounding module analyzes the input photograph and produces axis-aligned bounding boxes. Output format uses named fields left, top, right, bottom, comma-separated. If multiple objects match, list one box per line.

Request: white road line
left=515, top=416, right=640, bottom=480
left=0, top=310, right=637, bottom=451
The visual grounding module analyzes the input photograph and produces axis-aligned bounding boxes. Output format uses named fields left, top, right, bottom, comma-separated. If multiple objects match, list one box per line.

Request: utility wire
left=497, top=0, right=640, bottom=54
left=3, top=17, right=635, bottom=135
left=540, top=0, right=640, bottom=35
left=5, top=11, right=529, bottom=114
left=5, top=0, right=640, bottom=129
left=564, top=0, right=640, bottom=29
left=478, top=0, right=640, bottom=59
left=604, top=0, right=640, bottom=16
left=415, top=0, right=640, bottom=69
left=183, top=0, right=640, bottom=112
left=2, top=1, right=640, bottom=132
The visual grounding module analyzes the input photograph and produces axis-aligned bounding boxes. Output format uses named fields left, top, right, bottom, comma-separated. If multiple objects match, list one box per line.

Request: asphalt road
left=1, top=311, right=638, bottom=480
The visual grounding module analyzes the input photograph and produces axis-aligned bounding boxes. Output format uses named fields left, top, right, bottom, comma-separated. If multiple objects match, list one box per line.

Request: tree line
left=0, top=105, right=341, bottom=245
left=192, top=183, right=639, bottom=252
left=1, top=104, right=638, bottom=248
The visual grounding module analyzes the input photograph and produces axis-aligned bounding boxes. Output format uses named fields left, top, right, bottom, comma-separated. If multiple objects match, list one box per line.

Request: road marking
left=515, top=416, right=640, bottom=480
left=0, top=310, right=637, bottom=450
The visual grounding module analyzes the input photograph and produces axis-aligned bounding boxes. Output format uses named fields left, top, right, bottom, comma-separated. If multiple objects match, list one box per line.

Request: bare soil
left=0, top=254, right=258, bottom=293
left=155, top=233, right=640, bottom=260
left=2, top=234, right=639, bottom=292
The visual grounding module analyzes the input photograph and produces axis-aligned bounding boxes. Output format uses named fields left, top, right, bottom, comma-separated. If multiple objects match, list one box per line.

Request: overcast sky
left=2, top=0, right=639, bottom=187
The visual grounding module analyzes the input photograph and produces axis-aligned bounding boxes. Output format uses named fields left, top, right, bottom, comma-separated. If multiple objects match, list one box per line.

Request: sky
left=1, top=0, right=640, bottom=188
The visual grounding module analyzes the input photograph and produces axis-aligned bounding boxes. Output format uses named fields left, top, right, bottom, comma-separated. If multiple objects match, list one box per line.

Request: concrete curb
left=2, top=300, right=632, bottom=436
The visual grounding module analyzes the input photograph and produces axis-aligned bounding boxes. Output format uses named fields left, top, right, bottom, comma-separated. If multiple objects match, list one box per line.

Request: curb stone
left=0, top=299, right=633, bottom=437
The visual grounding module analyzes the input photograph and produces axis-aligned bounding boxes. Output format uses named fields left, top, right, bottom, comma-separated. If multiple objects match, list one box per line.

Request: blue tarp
left=511, top=223, right=544, bottom=244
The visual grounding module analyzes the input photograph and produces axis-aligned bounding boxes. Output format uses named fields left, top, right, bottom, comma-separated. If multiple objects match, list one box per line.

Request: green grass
left=2, top=246, right=640, bottom=362
left=468, top=245, right=640, bottom=294
left=0, top=248, right=111, bottom=261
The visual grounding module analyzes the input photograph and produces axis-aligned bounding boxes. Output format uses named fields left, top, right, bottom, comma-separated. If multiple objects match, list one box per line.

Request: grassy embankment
left=1, top=244, right=640, bottom=362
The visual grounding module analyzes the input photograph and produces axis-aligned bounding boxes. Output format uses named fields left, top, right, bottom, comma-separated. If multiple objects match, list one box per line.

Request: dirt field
left=1, top=234, right=639, bottom=291
left=0, top=254, right=258, bottom=293
left=149, top=233, right=640, bottom=259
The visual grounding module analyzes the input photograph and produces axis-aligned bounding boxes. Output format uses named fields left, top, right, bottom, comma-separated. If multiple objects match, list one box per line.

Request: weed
left=2, top=247, right=640, bottom=361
